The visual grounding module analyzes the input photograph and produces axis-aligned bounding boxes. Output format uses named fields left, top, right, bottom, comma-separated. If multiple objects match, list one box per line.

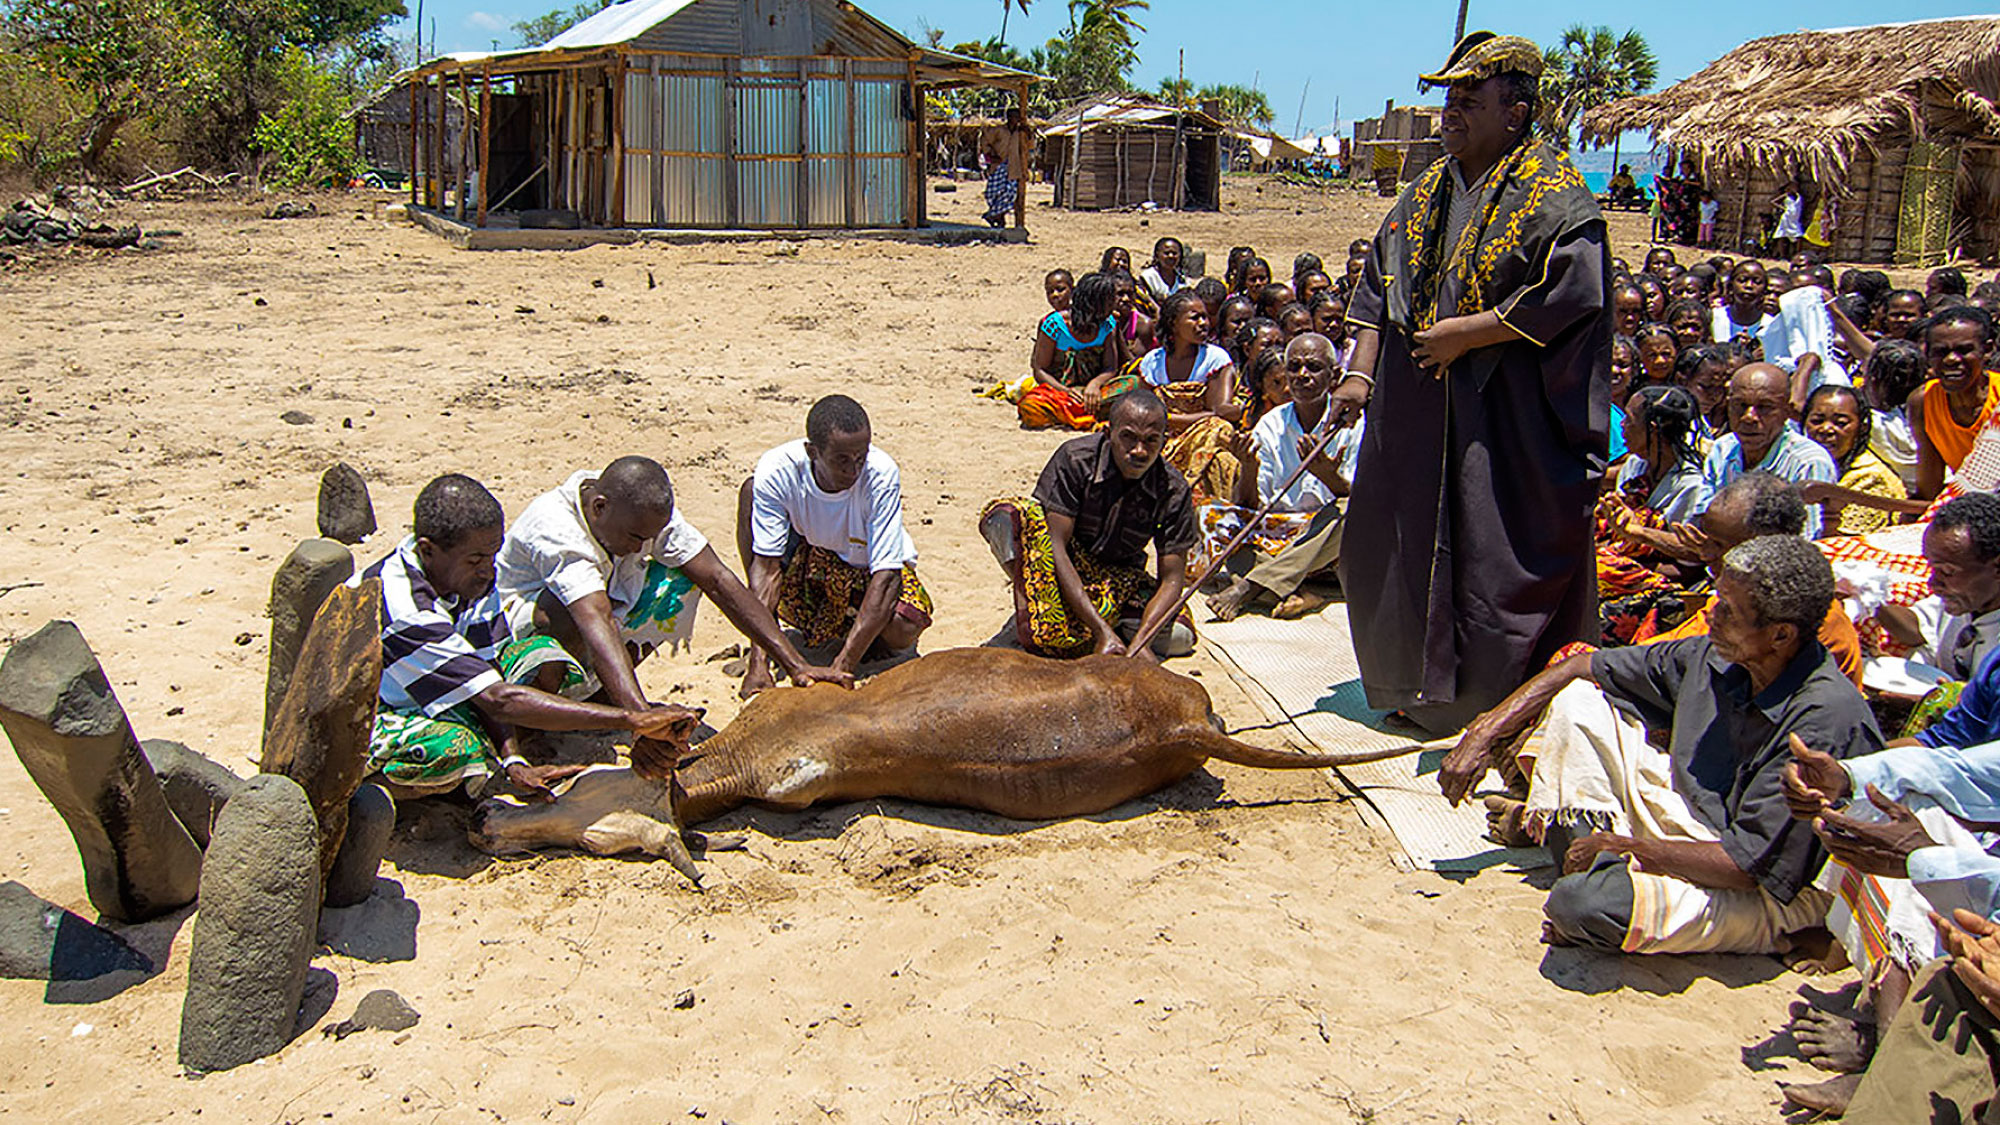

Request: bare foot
left=1206, top=577, right=1258, bottom=622
left=1779, top=1072, right=1862, bottom=1116
left=1789, top=1003, right=1875, bottom=1073
left=1272, top=590, right=1333, bottom=620
left=1482, top=794, right=1536, bottom=847
left=739, top=663, right=778, bottom=700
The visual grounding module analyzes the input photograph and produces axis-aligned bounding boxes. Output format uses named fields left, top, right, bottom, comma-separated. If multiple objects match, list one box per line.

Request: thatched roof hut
left=1582, top=17, right=2000, bottom=265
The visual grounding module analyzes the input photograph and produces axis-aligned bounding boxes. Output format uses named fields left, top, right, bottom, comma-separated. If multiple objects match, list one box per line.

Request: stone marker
left=263, top=539, right=354, bottom=739
left=0, top=881, right=152, bottom=981
left=261, top=578, right=382, bottom=878
left=316, top=462, right=376, bottom=545
left=0, top=621, right=202, bottom=923
left=324, top=782, right=393, bottom=908
left=141, top=739, right=243, bottom=849
left=178, top=774, right=321, bottom=1072
left=323, top=988, right=420, bottom=1040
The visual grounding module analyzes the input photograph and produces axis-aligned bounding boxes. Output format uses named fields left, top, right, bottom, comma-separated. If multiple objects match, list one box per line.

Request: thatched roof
left=1581, top=17, right=2000, bottom=180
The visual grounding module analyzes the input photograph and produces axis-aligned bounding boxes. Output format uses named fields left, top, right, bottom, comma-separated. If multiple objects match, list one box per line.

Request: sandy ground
left=0, top=175, right=1838, bottom=1123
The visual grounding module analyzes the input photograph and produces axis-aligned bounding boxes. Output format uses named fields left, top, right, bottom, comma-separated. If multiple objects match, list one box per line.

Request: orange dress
left=1919, top=372, right=2000, bottom=471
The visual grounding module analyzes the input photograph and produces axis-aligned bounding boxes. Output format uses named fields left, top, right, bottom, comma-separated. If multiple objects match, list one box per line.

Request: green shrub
left=251, top=47, right=359, bottom=187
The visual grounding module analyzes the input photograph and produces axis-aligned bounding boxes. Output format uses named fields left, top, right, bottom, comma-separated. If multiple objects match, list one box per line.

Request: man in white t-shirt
left=1205, top=333, right=1360, bottom=621
left=495, top=456, right=848, bottom=739
left=735, top=396, right=931, bottom=697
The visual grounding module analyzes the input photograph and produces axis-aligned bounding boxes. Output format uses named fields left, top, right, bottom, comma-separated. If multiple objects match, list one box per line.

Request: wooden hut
left=349, top=83, right=474, bottom=184
left=1039, top=95, right=1223, bottom=211
left=1583, top=17, right=2000, bottom=266
left=397, top=0, right=1039, bottom=230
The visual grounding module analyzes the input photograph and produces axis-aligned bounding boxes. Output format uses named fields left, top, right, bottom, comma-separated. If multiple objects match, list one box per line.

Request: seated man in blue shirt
left=1438, top=534, right=1881, bottom=956
left=1693, top=362, right=1837, bottom=537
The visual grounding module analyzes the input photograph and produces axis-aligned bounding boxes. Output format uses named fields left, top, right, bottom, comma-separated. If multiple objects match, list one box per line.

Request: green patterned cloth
left=365, top=635, right=585, bottom=789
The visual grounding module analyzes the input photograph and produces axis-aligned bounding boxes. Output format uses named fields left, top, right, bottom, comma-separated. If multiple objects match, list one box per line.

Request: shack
left=396, top=0, right=1040, bottom=230
left=349, top=83, right=474, bottom=185
left=1349, top=101, right=1441, bottom=193
left=1039, top=95, right=1223, bottom=211
left=1583, top=16, right=2000, bottom=266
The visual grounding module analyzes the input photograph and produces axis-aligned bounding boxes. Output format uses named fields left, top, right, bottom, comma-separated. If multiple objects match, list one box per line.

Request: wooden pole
left=651, top=55, right=664, bottom=225
left=904, top=57, right=921, bottom=229
left=723, top=59, right=739, bottom=227
left=455, top=69, right=469, bottom=219
left=844, top=59, right=857, bottom=227
left=433, top=73, right=447, bottom=209
left=796, top=58, right=809, bottom=229
left=477, top=63, right=492, bottom=227
left=1014, top=79, right=1029, bottom=229
left=611, top=53, right=627, bottom=226
left=408, top=77, right=419, bottom=207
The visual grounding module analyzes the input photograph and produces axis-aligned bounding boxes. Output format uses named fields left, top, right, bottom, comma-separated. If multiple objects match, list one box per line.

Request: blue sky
left=401, top=0, right=2000, bottom=145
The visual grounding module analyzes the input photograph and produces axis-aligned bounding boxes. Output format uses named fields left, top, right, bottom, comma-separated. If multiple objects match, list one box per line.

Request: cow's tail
left=1190, top=726, right=1428, bottom=770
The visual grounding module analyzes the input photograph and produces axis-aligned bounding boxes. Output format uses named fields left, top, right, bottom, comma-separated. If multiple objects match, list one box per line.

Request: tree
left=1536, top=24, right=1655, bottom=150
left=252, top=44, right=361, bottom=185
left=4, top=0, right=222, bottom=171
left=996, top=0, right=1030, bottom=48
left=512, top=0, right=611, bottom=48
left=1196, top=82, right=1271, bottom=129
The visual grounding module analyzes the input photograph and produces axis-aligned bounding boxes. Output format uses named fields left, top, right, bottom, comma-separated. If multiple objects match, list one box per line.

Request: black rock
left=0, top=881, right=152, bottom=981
left=324, top=988, right=419, bottom=1039
left=315, top=462, right=375, bottom=545
left=324, top=783, right=393, bottom=907
left=178, top=774, right=321, bottom=1072
left=141, top=739, right=244, bottom=849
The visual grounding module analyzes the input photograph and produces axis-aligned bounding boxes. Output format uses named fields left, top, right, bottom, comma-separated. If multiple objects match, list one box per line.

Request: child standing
left=1697, top=190, right=1719, bottom=248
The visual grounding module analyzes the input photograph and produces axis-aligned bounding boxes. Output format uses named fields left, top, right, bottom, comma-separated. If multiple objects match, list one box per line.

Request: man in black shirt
left=1436, top=534, right=1881, bottom=955
left=980, top=389, right=1200, bottom=659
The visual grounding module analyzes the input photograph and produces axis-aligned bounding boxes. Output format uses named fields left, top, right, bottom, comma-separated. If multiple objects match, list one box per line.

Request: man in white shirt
left=735, top=396, right=931, bottom=697
left=1205, top=334, right=1360, bottom=621
left=495, top=456, right=848, bottom=738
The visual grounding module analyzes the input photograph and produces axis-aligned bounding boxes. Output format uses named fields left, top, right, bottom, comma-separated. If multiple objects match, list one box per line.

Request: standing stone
left=316, top=462, right=376, bottom=545
left=324, top=782, right=393, bottom=907
left=261, top=578, right=382, bottom=879
left=0, top=621, right=202, bottom=923
left=141, top=739, right=244, bottom=849
left=263, top=539, right=354, bottom=739
left=178, top=774, right=321, bottom=1072
left=0, top=881, right=152, bottom=980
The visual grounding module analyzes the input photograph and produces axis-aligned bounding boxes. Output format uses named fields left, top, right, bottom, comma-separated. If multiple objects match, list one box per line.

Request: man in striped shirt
left=359, top=474, right=696, bottom=798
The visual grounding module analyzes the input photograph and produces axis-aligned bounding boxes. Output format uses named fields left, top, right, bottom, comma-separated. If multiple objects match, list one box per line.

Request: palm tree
left=1197, top=83, right=1273, bottom=130
left=1537, top=24, right=1656, bottom=150
left=1156, top=77, right=1194, bottom=104
left=1070, top=0, right=1148, bottom=50
left=997, top=0, right=1031, bottom=47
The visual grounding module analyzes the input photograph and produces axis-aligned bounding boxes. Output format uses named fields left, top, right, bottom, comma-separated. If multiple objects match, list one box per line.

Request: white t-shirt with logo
left=748, top=439, right=917, bottom=573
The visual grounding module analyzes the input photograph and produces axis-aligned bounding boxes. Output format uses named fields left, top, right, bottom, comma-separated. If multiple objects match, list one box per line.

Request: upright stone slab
left=0, top=621, right=202, bottom=923
left=324, top=782, right=393, bottom=907
left=261, top=578, right=382, bottom=879
left=0, top=880, right=152, bottom=980
left=263, top=539, right=354, bottom=739
left=178, top=774, right=321, bottom=1072
left=316, top=462, right=376, bottom=545
left=141, top=739, right=244, bottom=849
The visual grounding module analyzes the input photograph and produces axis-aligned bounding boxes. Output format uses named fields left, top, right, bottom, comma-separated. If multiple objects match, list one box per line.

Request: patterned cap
left=1419, top=31, right=1543, bottom=87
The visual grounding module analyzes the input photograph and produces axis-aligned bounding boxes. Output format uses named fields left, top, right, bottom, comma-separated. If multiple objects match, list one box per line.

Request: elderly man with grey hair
left=1435, top=533, right=1882, bottom=956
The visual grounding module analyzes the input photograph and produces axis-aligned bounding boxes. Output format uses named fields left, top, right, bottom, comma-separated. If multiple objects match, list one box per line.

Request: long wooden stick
left=1126, top=418, right=1351, bottom=657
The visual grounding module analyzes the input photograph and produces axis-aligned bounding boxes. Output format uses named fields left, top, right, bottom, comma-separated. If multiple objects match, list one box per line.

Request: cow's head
left=468, top=764, right=702, bottom=886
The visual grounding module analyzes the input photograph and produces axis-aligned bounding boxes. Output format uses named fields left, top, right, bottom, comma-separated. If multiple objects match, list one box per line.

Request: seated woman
left=1675, top=341, right=1740, bottom=448
left=1235, top=256, right=1272, bottom=297
left=1908, top=305, right=2000, bottom=499
left=1864, top=339, right=1928, bottom=493
left=1228, top=316, right=1284, bottom=388
left=1214, top=294, right=1256, bottom=348
left=1043, top=268, right=1072, bottom=313
left=1235, top=347, right=1288, bottom=426
left=1594, top=385, right=1706, bottom=644
left=1800, top=383, right=1916, bottom=536
left=1094, top=290, right=1240, bottom=502
left=1294, top=269, right=1334, bottom=305
left=1273, top=301, right=1312, bottom=342
left=1633, top=322, right=1679, bottom=389
left=1607, top=335, right=1637, bottom=464
left=1222, top=245, right=1256, bottom=292
left=1203, top=334, right=1360, bottom=622
left=1017, top=271, right=1128, bottom=431
left=1139, top=237, right=1193, bottom=301
left=1111, top=271, right=1157, bottom=354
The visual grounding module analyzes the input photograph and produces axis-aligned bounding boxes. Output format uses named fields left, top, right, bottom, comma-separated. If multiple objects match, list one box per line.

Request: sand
left=0, top=175, right=1834, bottom=1123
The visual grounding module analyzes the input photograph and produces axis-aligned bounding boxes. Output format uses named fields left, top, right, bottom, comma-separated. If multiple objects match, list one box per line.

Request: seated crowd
left=351, top=223, right=2000, bottom=1118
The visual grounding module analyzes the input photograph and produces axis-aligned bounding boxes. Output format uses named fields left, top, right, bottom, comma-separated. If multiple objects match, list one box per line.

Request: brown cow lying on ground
left=471, top=647, right=1412, bottom=884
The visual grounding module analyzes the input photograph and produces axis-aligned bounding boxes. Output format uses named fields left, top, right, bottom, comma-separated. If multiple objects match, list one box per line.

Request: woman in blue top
left=1016, top=271, right=1128, bottom=430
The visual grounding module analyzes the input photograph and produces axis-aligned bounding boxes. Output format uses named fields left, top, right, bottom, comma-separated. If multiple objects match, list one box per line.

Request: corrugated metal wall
left=620, top=53, right=907, bottom=228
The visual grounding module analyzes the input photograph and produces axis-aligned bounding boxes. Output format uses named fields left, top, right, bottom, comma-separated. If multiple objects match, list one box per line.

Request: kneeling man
left=360, top=474, right=698, bottom=796
left=736, top=394, right=932, bottom=696
left=496, top=456, right=847, bottom=724
left=1438, top=534, right=1881, bottom=954
left=980, top=387, right=1197, bottom=659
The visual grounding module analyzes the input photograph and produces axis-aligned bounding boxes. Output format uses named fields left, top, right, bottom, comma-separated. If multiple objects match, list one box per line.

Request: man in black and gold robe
left=1332, top=32, right=1612, bottom=735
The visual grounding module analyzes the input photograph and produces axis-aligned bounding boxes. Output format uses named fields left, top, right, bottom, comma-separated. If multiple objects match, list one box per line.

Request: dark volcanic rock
left=316, top=462, right=376, bottom=545
left=260, top=579, right=383, bottom=878
left=263, top=539, right=354, bottom=739
left=141, top=739, right=244, bottom=849
left=324, top=782, right=393, bottom=907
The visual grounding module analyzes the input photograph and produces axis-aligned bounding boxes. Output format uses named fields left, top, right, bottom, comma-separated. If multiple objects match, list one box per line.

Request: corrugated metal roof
left=1041, top=95, right=1220, bottom=138
left=544, top=0, right=699, bottom=48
